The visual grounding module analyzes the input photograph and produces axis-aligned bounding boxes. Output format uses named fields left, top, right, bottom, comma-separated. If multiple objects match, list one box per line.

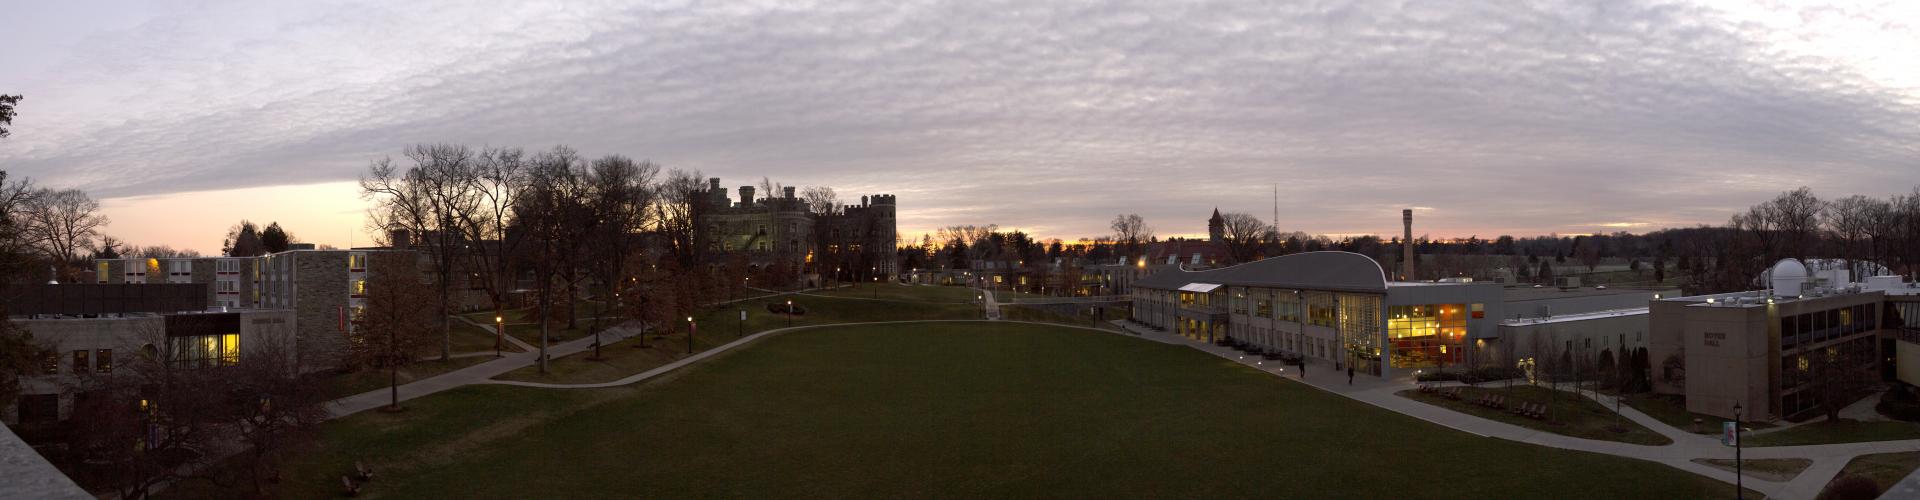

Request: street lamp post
left=687, top=316, right=696, bottom=355
left=494, top=315, right=504, bottom=358
left=738, top=309, right=745, bottom=338
left=1733, top=402, right=1744, bottom=499
left=785, top=300, right=793, bottom=328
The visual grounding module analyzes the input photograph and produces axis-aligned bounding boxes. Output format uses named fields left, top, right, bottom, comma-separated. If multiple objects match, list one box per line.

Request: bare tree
left=65, top=321, right=226, bottom=499
left=229, top=330, right=327, bottom=496
left=656, top=168, right=707, bottom=266
left=801, top=186, right=837, bottom=214
left=352, top=257, right=439, bottom=410
left=24, top=188, right=108, bottom=280
left=362, top=143, right=479, bottom=362
left=1110, top=213, right=1151, bottom=258
left=584, top=154, right=658, bottom=359
left=456, top=146, right=530, bottom=354
left=1824, top=195, right=1880, bottom=279
left=1218, top=212, right=1266, bottom=264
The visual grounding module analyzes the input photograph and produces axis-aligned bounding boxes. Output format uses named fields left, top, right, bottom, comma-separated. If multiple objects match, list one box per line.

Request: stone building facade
left=692, top=178, right=898, bottom=280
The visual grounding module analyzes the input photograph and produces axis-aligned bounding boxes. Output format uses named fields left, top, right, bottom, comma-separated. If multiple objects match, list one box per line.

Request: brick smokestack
left=1402, top=209, right=1414, bottom=280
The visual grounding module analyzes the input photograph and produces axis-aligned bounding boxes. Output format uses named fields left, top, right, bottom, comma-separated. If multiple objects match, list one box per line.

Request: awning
left=1178, top=283, right=1222, bottom=293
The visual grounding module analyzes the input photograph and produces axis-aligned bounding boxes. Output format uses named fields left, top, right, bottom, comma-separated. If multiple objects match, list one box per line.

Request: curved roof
left=1133, top=251, right=1389, bottom=293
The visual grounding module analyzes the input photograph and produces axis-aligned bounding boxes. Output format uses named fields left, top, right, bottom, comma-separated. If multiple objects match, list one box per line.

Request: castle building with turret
left=692, top=178, right=898, bottom=282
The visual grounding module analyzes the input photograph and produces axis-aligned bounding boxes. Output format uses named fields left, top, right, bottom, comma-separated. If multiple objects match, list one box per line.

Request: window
left=169, top=333, right=240, bottom=368
left=348, top=253, right=367, bottom=271
left=95, top=349, right=113, bottom=374
left=351, top=279, right=367, bottom=297
left=1388, top=303, right=1467, bottom=369
left=72, top=350, right=89, bottom=374
left=758, top=241, right=769, bottom=251
left=97, top=262, right=110, bottom=283
left=217, top=259, right=239, bottom=273
left=168, top=259, right=191, bottom=276
left=1471, top=303, right=1485, bottom=319
left=757, top=224, right=767, bottom=235
left=1256, top=298, right=1272, bottom=318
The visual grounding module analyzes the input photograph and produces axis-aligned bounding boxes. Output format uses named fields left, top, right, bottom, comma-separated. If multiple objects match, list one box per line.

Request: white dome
left=1770, top=259, right=1808, bottom=279
left=1769, top=258, right=1808, bottom=296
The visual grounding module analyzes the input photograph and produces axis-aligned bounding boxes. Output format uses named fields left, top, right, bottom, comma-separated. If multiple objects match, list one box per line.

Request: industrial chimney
left=1402, top=209, right=1414, bottom=281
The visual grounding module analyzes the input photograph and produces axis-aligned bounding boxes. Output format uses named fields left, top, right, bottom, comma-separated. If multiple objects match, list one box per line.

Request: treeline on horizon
left=903, top=185, right=1920, bottom=295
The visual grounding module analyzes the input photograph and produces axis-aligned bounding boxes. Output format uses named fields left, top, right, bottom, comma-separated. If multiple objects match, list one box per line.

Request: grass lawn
left=1001, top=304, right=1124, bottom=332
left=811, top=283, right=978, bottom=303
left=1825, top=451, right=1920, bottom=495
left=192, top=322, right=1748, bottom=499
left=1622, top=394, right=1775, bottom=434
left=448, top=319, right=518, bottom=353
left=494, top=293, right=982, bottom=383
left=1690, top=458, right=1812, bottom=482
left=320, top=355, right=496, bottom=400
left=1745, top=418, right=1920, bottom=447
left=1399, top=385, right=1672, bottom=445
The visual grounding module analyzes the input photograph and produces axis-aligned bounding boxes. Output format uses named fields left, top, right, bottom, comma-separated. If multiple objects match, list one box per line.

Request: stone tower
left=1208, top=208, right=1225, bottom=245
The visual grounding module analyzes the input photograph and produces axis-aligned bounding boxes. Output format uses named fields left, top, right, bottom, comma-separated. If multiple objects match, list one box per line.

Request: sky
left=2, top=0, right=1917, bottom=255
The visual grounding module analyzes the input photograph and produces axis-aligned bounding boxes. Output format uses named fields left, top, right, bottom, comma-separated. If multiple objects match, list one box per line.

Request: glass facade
left=1387, top=304, right=1467, bottom=369
left=169, top=333, right=241, bottom=368
left=1339, top=293, right=1382, bottom=376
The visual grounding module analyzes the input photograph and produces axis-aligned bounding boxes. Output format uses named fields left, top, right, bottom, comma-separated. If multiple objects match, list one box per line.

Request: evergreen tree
left=260, top=222, right=294, bottom=253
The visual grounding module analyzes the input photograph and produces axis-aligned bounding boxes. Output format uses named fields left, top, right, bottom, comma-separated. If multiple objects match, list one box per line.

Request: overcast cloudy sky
left=2, top=0, right=1917, bottom=253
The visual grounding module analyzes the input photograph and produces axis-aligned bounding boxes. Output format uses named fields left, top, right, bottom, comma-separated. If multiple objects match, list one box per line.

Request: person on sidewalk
left=1347, top=366, right=1354, bottom=385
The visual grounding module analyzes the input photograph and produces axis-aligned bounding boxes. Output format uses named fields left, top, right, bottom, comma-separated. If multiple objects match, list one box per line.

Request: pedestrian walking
left=1347, top=366, right=1354, bottom=385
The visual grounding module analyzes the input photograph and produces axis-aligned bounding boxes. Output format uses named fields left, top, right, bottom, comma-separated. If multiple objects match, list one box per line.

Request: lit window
left=97, top=262, right=109, bottom=283
left=349, top=253, right=367, bottom=270
left=95, top=349, right=113, bottom=374
left=352, top=279, right=367, bottom=297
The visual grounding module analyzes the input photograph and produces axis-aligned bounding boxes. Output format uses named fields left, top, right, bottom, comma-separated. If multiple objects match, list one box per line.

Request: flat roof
left=1501, top=286, right=1674, bottom=303
left=1133, top=252, right=1389, bottom=293
left=1500, top=307, right=1649, bottom=326
left=0, top=423, right=89, bottom=500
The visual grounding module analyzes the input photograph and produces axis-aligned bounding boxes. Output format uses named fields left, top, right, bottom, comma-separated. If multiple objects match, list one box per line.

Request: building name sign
left=1704, top=332, right=1726, bottom=347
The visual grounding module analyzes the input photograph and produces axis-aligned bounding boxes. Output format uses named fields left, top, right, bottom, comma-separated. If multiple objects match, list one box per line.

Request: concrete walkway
left=981, top=288, right=1001, bottom=320
left=1107, top=319, right=1920, bottom=499
left=324, top=321, right=647, bottom=418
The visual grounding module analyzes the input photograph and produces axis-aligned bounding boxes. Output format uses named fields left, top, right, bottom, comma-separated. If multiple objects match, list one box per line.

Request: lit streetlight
left=494, top=315, right=504, bottom=357
left=687, top=316, right=696, bottom=355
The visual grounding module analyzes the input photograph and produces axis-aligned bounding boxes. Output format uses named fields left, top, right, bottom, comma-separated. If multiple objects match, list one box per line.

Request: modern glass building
left=1130, top=252, right=1503, bottom=378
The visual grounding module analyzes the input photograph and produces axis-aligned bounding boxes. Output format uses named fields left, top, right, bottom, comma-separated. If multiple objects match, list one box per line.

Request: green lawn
left=810, top=283, right=979, bottom=303
left=1622, top=394, right=1775, bottom=434
left=320, top=355, right=496, bottom=400
left=1399, top=385, right=1672, bottom=445
left=494, top=293, right=982, bottom=383
left=1825, top=451, right=1920, bottom=495
left=1691, top=458, right=1812, bottom=482
left=196, top=322, right=1748, bottom=499
left=449, top=319, right=517, bottom=353
left=1745, top=419, right=1920, bottom=447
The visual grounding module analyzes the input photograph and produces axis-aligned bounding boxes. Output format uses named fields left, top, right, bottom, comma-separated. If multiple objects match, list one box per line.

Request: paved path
left=981, top=288, right=1001, bottom=320
left=324, top=321, right=646, bottom=418
left=1107, top=319, right=1920, bottom=499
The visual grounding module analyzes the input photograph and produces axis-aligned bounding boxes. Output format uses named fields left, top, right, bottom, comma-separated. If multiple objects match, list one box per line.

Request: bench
left=356, top=460, right=375, bottom=481
left=342, top=476, right=360, bottom=497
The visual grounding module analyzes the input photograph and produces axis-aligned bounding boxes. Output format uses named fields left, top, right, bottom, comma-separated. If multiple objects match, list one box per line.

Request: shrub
left=1817, top=474, right=1881, bottom=500
left=764, top=302, right=807, bottom=315
left=1415, top=371, right=1459, bottom=382
left=1877, top=388, right=1920, bottom=422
